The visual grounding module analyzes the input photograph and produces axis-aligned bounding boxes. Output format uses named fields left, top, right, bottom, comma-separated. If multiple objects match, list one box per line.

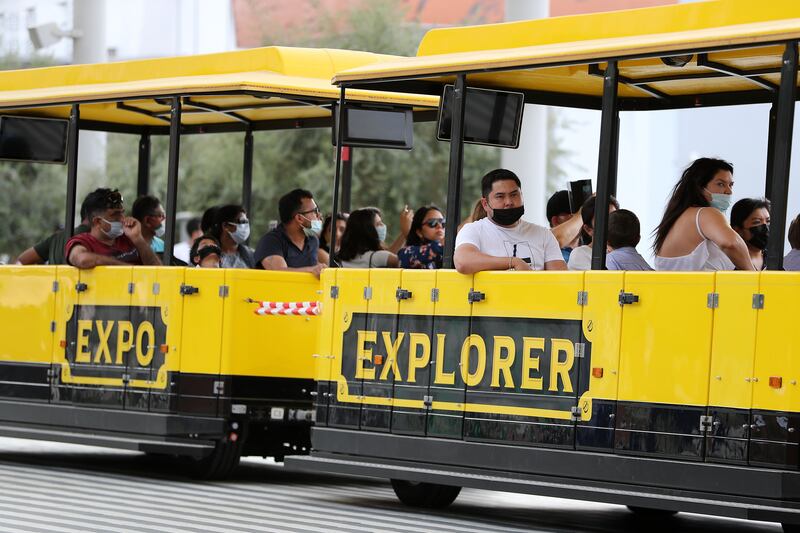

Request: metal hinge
left=219, top=285, right=229, bottom=298
left=127, top=282, right=135, bottom=294
left=468, top=289, right=486, bottom=303
left=49, top=321, right=56, bottom=333
left=396, top=288, right=413, bottom=301
left=75, top=282, right=88, bottom=293
left=423, top=395, right=433, bottom=410
left=577, top=291, right=588, bottom=306
left=363, top=286, right=372, bottom=300
left=707, top=293, right=719, bottom=309
left=430, top=287, right=439, bottom=302
left=51, top=281, right=59, bottom=293
left=213, top=381, right=225, bottom=395
left=121, top=374, right=131, bottom=384
left=330, top=285, right=339, bottom=299
left=575, top=343, right=586, bottom=359
left=752, top=293, right=765, bottom=310
left=180, top=284, right=199, bottom=296
left=699, top=415, right=713, bottom=433
left=152, top=283, right=160, bottom=295
left=570, top=405, right=582, bottom=422
left=618, top=291, right=639, bottom=306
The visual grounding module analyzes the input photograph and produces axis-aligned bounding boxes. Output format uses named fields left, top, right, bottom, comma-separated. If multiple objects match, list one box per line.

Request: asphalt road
left=0, top=437, right=784, bottom=533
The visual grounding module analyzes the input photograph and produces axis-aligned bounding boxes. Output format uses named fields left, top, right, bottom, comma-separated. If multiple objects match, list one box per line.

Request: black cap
left=546, top=190, right=571, bottom=222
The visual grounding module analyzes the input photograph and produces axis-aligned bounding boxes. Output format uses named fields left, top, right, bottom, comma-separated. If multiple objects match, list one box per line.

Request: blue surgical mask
left=228, top=222, right=250, bottom=244
left=376, top=224, right=387, bottom=242
left=100, top=217, right=124, bottom=239
left=706, top=191, right=733, bottom=213
left=303, top=218, right=323, bottom=238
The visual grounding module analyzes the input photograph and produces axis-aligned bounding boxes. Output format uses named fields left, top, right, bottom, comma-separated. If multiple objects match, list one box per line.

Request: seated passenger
left=454, top=169, right=567, bottom=274
left=200, top=205, right=220, bottom=234
left=547, top=189, right=583, bottom=262
left=567, top=195, right=619, bottom=271
left=398, top=205, right=445, bottom=269
left=210, top=204, right=256, bottom=269
left=190, top=235, right=222, bottom=268
left=65, top=188, right=161, bottom=268
left=131, top=195, right=166, bottom=253
left=320, top=212, right=348, bottom=254
left=606, top=209, right=653, bottom=271
left=254, top=189, right=325, bottom=277
left=173, top=217, right=202, bottom=265
left=654, top=158, right=755, bottom=271
left=785, top=214, right=800, bottom=271
left=16, top=192, right=92, bottom=265
left=731, top=198, right=771, bottom=271
left=457, top=198, right=487, bottom=233
left=338, top=207, right=399, bottom=268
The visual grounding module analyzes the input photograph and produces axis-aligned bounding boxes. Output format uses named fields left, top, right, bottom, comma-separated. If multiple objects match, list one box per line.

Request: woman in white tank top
left=653, top=158, right=755, bottom=272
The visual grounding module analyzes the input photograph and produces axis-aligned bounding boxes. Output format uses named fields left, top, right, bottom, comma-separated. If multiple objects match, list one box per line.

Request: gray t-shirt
left=784, top=249, right=800, bottom=271
left=341, top=250, right=392, bottom=268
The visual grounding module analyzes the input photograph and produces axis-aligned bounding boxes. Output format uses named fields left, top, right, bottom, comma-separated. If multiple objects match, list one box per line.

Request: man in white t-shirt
left=454, top=169, right=568, bottom=274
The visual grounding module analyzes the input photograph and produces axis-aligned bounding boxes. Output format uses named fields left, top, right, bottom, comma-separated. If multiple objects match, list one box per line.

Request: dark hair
left=200, top=206, right=220, bottom=234
left=653, top=157, right=734, bottom=253
left=406, top=205, right=444, bottom=247
left=481, top=168, right=521, bottom=198
left=608, top=209, right=641, bottom=249
left=190, top=234, right=220, bottom=266
left=320, top=212, right=349, bottom=249
left=278, top=188, right=314, bottom=224
left=547, top=190, right=571, bottom=225
left=210, top=204, right=245, bottom=241
left=186, top=217, right=201, bottom=236
left=789, top=214, right=800, bottom=250
left=79, top=191, right=95, bottom=222
left=337, top=207, right=382, bottom=262
left=82, top=188, right=124, bottom=222
left=131, top=195, right=162, bottom=222
left=580, top=195, right=619, bottom=242
left=730, top=197, right=771, bottom=229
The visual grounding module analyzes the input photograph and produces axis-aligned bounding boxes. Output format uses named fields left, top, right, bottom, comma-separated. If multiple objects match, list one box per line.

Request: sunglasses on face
left=102, top=190, right=124, bottom=209
left=423, top=218, right=446, bottom=229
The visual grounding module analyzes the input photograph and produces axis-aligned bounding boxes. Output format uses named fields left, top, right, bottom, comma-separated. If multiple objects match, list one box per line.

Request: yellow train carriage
left=0, top=46, right=437, bottom=478
left=287, top=1, right=800, bottom=530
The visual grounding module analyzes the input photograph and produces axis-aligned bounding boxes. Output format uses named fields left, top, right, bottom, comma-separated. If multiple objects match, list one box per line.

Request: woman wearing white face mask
left=210, top=204, right=256, bottom=269
left=337, top=207, right=399, bottom=268
left=654, top=158, right=755, bottom=271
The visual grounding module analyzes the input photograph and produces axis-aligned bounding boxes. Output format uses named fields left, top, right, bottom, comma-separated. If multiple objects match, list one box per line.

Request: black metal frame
left=442, top=74, right=467, bottom=269
left=136, top=132, right=151, bottom=197
left=162, top=97, right=182, bottom=266
left=328, top=87, right=347, bottom=266
left=64, top=104, right=80, bottom=237
left=242, top=127, right=254, bottom=216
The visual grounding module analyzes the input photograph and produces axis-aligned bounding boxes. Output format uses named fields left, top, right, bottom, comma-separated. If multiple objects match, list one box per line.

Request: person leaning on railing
left=653, top=158, right=755, bottom=272
left=398, top=205, right=445, bottom=269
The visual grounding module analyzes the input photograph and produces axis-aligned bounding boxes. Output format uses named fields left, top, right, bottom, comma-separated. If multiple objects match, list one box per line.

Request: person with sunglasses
left=398, top=205, right=446, bottom=269
left=209, top=204, right=256, bottom=269
left=255, top=188, right=326, bottom=277
left=65, top=188, right=161, bottom=268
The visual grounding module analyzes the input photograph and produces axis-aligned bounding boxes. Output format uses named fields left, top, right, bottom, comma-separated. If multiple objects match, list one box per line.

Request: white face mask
left=303, top=218, right=323, bottom=238
left=154, top=224, right=165, bottom=238
left=100, top=217, right=124, bottom=239
left=228, top=222, right=250, bottom=244
left=376, top=224, right=387, bottom=243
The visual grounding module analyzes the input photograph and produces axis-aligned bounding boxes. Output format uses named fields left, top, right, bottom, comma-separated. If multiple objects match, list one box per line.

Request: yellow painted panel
left=433, top=270, right=473, bottom=318
left=179, top=268, right=225, bottom=375
left=332, top=268, right=371, bottom=403
left=367, top=269, right=402, bottom=315
left=708, top=272, right=759, bottom=409
left=399, top=270, right=437, bottom=317
left=0, top=266, right=57, bottom=364
left=752, top=272, right=800, bottom=412
left=314, top=268, right=338, bottom=382
left=617, top=272, right=714, bottom=406
left=472, top=271, right=583, bottom=320
left=52, top=266, right=79, bottom=366
left=153, top=268, right=186, bottom=386
left=581, top=271, right=624, bottom=404
left=220, top=270, right=320, bottom=379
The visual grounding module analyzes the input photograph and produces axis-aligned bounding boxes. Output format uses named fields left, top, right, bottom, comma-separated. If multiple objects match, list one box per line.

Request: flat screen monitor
left=0, top=116, right=69, bottom=164
left=335, top=105, right=414, bottom=150
left=437, top=85, right=524, bottom=148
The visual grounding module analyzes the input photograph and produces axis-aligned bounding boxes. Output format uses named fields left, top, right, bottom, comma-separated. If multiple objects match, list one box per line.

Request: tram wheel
left=626, top=505, right=678, bottom=517
left=184, top=437, right=242, bottom=480
left=390, top=479, right=461, bottom=508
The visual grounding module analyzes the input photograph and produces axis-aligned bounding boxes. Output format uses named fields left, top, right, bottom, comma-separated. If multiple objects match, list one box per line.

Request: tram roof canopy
left=332, top=0, right=800, bottom=110
left=0, top=46, right=438, bottom=133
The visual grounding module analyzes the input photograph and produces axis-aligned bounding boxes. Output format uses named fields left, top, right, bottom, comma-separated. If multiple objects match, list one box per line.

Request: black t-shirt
left=254, top=224, right=318, bottom=269
left=33, top=223, right=90, bottom=265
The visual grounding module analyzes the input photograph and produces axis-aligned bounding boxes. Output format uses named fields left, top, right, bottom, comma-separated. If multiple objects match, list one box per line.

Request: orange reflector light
left=374, top=355, right=383, bottom=365
left=770, top=376, right=783, bottom=389
left=159, top=344, right=169, bottom=354
left=592, top=367, right=604, bottom=378
left=59, top=340, right=67, bottom=348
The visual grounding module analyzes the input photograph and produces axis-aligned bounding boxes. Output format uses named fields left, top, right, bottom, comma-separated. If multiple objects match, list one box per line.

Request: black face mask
left=490, top=205, right=525, bottom=226
left=748, top=224, right=769, bottom=250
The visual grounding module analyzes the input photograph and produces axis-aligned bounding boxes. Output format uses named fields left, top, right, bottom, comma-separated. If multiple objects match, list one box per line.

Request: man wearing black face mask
left=454, top=169, right=567, bottom=274
left=731, top=198, right=770, bottom=271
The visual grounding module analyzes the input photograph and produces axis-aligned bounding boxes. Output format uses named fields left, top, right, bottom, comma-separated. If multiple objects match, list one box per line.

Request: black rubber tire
left=626, top=506, right=678, bottom=517
left=390, top=479, right=461, bottom=509
left=783, top=524, right=800, bottom=533
left=183, top=437, right=242, bottom=480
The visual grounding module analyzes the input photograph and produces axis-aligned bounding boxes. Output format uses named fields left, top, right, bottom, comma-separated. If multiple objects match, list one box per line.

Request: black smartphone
left=569, top=179, right=593, bottom=213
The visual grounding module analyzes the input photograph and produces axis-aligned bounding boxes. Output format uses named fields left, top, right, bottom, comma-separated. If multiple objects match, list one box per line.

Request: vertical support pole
left=329, top=89, right=346, bottom=266
left=591, top=61, right=620, bottom=270
left=341, top=146, right=353, bottom=213
left=766, top=41, right=798, bottom=271
left=242, top=127, right=254, bottom=216
left=163, top=97, right=182, bottom=267
left=64, top=104, right=80, bottom=237
left=443, top=74, right=468, bottom=270
left=765, top=102, right=777, bottom=200
left=136, top=132, right=151, bottom=198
